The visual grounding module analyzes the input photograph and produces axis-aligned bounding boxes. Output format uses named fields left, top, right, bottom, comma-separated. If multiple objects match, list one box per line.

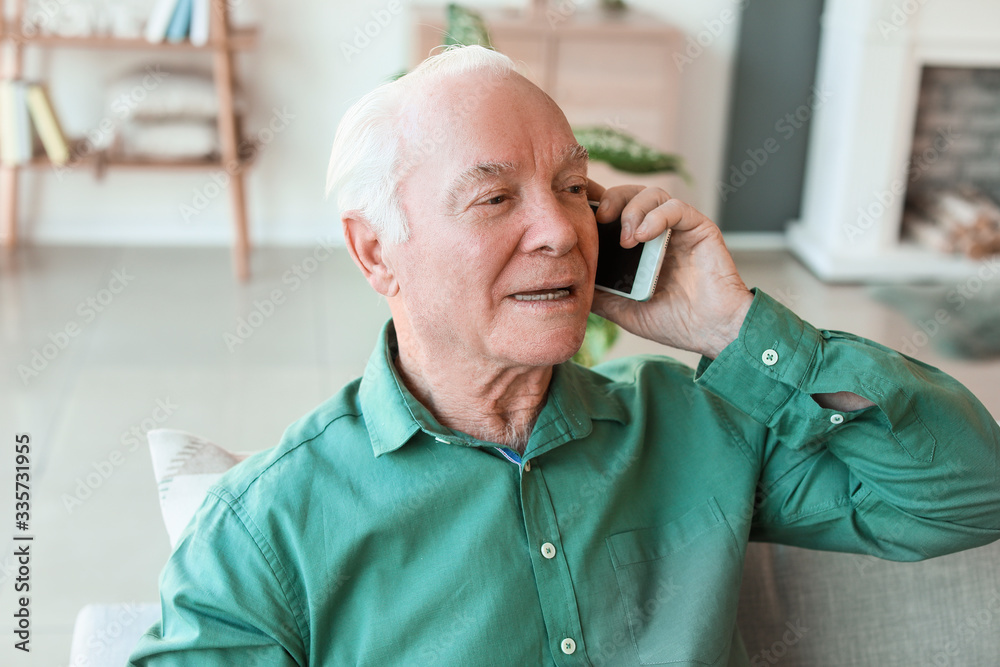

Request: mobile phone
left=590, top=200, right=671, bottom=302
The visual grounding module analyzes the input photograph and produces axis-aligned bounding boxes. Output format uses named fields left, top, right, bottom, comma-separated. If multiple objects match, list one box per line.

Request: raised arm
left=696, top=289, right=1000, bottom=558
left=587, top=181, right=1000, bottom=559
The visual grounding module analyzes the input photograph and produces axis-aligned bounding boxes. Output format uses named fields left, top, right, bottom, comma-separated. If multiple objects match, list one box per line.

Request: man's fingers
left=598, top=186, right=716, bottom=249
left=631, top=199, right=714, bottom=246
left=597, top=185, right=652, bottom=224
left=630, top=199, right=682, bottom=245
left=616, top=196, right=676, bottom=248
left=590, top=287, right=628, bottom=324
left=586, top=178, right=606, bottom=203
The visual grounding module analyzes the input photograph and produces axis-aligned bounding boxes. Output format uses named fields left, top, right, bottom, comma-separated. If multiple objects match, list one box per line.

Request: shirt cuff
left=694, top=288, right=824, bottom=428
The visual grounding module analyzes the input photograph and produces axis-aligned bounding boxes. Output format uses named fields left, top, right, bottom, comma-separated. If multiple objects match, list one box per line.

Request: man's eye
left=486, top=195, right=506, bottom=205
left=568, top=184, right=585, bottom=194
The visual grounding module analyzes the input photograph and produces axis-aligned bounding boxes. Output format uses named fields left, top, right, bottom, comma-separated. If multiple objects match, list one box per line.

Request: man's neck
left=391, top=329, right=551, bottom=455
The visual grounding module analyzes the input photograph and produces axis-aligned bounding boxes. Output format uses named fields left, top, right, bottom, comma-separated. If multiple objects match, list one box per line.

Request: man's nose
left=519, top=196, right=581, bottom=256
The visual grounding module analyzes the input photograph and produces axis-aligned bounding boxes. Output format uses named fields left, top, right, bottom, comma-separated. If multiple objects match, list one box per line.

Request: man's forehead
left=395, top=70, right=583, bottom=197
left=400, top=68, right=570, bottom=147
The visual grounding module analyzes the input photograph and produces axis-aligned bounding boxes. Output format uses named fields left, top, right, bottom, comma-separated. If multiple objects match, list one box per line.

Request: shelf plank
left=23, top=146, right=257, bottom=171
left=24, top=158, right=240, bottom=170
left=1, top=27, right=258, bottom=51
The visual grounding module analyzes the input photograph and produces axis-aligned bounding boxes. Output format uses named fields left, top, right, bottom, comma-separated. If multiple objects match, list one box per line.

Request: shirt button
left=761, top=349, right=779, bottom=366
left=830, top=413, right=844, bottom=425
left=561, top=638, right=576, bottom=654
left=541, top=542, right=556, bottom=559
left=523, top=460, right=531, bottom=472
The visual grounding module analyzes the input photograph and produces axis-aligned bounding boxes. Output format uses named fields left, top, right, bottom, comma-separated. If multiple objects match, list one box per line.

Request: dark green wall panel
left=718, top=0, right=825, bottom=232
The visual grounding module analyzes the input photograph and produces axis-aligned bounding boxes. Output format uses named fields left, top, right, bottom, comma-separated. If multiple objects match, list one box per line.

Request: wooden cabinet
left=413, top=5, right=682, bottom=156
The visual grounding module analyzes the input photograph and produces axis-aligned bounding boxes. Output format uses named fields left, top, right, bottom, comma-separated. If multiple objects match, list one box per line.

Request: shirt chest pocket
left=605, top=497, right=742, bottom=665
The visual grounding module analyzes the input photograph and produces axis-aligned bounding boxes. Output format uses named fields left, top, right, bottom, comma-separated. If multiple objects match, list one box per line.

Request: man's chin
left=500, top=324, right=588, bottom=367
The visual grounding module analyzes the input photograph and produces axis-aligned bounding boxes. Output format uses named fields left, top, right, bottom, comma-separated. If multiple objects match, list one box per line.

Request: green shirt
left=129, top=289, right=1000, bottom=666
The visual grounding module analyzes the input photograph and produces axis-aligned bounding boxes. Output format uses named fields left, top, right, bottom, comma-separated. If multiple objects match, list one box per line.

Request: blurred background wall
left=15, top=0, right=746, bottom=246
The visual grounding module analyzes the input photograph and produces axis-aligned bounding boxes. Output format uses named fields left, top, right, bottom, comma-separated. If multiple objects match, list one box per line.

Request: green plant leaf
left=574, top=126, right=690, bottom=182
left=445, top=3, right=494, bottom=49
left=572, top=313, right=621, bottom=367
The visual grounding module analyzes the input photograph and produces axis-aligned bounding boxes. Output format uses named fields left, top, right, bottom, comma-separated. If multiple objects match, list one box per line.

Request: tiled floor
left=1, top=245, right=998, bottom=665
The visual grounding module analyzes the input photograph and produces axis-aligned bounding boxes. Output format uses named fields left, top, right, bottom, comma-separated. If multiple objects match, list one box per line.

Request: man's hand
left=586, top=180, right=753, bottom=359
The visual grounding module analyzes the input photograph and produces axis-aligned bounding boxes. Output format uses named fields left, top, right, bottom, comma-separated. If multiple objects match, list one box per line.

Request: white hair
left=325, top=45, right=519, bottom=244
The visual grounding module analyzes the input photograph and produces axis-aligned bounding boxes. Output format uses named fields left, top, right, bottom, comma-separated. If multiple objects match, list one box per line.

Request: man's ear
left=343, top=212, right=400, bottom=298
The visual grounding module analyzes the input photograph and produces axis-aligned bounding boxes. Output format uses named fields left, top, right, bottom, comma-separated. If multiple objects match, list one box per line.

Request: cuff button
left=830, top=413, right=845, bottom=425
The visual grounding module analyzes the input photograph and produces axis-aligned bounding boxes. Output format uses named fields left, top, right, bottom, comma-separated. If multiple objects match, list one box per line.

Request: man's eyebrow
left=559, top=143, right=590, bottom=169
left=443, top=143, right=590, bottom=210
left=444, top=160, right=519, bottom=211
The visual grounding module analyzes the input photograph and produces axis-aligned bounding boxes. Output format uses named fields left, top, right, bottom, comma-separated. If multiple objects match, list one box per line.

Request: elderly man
left=130, top=45, right=1000, bottom=666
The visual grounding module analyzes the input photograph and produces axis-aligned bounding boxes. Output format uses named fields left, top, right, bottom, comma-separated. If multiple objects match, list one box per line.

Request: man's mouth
left=513, top=289, right=571, bottom=301
left=511, top=286, right=573, bottom=301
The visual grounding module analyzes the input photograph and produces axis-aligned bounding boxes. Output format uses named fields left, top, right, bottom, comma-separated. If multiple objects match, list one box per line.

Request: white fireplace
left=787, top=0, right=1000, bottom=282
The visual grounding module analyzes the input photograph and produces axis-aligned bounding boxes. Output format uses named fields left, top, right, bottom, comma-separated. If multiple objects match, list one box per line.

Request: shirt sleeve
left=694, top=288, right=1000, bottom=561
left=127, top=488, right=306, bottom=666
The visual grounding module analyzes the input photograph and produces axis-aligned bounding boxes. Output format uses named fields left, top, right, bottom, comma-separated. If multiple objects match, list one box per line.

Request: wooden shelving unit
left=0, top=0, right=258, bottom=280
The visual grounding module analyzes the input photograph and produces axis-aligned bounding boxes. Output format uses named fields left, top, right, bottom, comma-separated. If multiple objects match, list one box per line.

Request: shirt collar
left=360, top=318, right=628, bottom=459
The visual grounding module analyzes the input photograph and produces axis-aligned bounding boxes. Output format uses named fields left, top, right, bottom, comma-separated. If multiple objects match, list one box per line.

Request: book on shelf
left=145, top=0, right=182, bottom=43
left=0, top=79, right=71, bottom=166
left=25, top=84, right=70, bottom=166
left=0, top=80, right=33, bottom=166
left=146, top=0, right=208, bottom=45
left=166, top=0, right=194, bottom=43
left=190, top=0, right=211, bottom=47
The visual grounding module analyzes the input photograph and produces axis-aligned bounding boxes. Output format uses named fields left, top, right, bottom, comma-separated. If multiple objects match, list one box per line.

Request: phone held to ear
left=589, top=200, right=671, bottom=302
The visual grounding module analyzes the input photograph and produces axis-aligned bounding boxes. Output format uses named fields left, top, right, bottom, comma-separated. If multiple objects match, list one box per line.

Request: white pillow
left=69, top=603, right=161, bottom=667
left=147, top=429, right=247, bottom=549
left=116, top=119, right=219, bottom=160
left=105, top=67, right=245, bottom=121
